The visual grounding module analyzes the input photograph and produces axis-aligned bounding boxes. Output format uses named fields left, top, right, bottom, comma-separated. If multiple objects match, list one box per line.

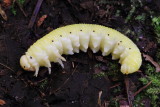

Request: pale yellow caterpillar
left=20, top=24, right=142, bottom=77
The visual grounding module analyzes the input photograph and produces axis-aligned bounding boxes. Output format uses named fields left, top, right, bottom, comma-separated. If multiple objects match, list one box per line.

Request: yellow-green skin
left=20, top=24, right=142, bottom=76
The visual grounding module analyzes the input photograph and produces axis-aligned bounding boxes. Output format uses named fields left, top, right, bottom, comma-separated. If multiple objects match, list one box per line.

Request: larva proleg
left=20, top=24, right=142, bottom=77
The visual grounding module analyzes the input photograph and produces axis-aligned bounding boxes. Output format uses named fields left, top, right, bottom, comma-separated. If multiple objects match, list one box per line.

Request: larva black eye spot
left=60, top=35, right=62, bottom=37
left=69, top=32, right=72, bottom=34
left=30, top=56, right=32, bottom=59
left=120, top=41, right=122, bottom=42
left=108, top=34, right=109, bottom=36
left=80, top=30, right=82, bottom=31
left=93, top=30, right=95, bottom=32
left=52, top=40, right=54, bottom=42
left=24, top=66, right=25, bottom=68
left=129, top=48, right=131, bottom=50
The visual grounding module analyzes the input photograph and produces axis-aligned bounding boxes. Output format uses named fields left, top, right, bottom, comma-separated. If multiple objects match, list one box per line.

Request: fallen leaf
left=37, top=15, right=47, bottom=27
left=0, top=4, right=8, bottom=21
left=143, top=53, right=160, bottom=72
left=3, top=0, right=12, bottom=7
left=0, top=99, right=6, bottom=105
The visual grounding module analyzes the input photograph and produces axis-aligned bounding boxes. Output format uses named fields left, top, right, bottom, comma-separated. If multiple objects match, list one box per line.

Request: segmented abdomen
left=25, top=24, right=142, bottom=76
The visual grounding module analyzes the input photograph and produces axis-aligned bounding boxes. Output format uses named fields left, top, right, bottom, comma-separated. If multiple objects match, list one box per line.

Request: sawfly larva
left=20, top=24, right=142, bottom=76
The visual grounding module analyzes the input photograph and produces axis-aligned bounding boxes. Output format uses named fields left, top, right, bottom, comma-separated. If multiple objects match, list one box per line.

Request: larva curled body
left=20, top=24, right=142, bottom=76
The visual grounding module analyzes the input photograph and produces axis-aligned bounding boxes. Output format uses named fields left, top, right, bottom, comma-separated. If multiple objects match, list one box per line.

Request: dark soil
left=0, top=0, right=160, bottom=107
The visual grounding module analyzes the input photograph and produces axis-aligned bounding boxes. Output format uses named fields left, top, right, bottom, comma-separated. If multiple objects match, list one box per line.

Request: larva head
left=20, top=55, right=35, bottom=71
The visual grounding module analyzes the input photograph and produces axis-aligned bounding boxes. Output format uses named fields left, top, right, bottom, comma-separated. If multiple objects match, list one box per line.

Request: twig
left=124, top=76, right=133, bottom=107
left=143, top=53, right=160, bottom=72
left=49, top=64, right=78, bottom=95
left=0, top=4, right=7, bottom=21
left=0, top=62, right=14, bottom=72
left=16, top=1, right=27, bottom=17
left=28, top=0, right=44, bottom=28
left=134, top=81, right=152, bottom=97
left=110, top=83, right=121, bottom=89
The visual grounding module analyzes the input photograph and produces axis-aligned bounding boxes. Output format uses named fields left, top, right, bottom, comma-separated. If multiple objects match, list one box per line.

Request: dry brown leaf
left=143, top=53, right=160, bottom=72
left=3, top=0, right=12, bottom=6
left=0, top=99, right=6, bottom=105
left=0, top=4, right=7, bottom=21
left=37, top=15, right=47, bottom=27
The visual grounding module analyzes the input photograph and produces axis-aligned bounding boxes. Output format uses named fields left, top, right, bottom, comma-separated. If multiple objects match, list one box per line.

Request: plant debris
left=37, top=15, right=47, bottom=27
left=0, top=99, right=6, bottom=106
left=134, top=81, right=152, bottom=97
left=0, top=4, right=7, bottom=20
left=143, top=53, right=160, bottom=72
left=28, top=0, right=44, bottom=28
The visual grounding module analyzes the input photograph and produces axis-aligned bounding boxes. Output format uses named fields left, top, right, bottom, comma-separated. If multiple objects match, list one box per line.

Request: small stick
left=0, top=4, right=7, bottom=21
left=0, top=62, right=14, bottom=72
left=28, top=0, right=44, bottom=28
left=16, top=1, right=27, bottom=17
left=124, top=76, right=133, bottom=107
left=49, top=64, right=78, bottom=95
left=110, top=83, right=121, bottom=89
left=134, top=81, right=152, bottom=97
left=143, top=53, right=160, bottom=72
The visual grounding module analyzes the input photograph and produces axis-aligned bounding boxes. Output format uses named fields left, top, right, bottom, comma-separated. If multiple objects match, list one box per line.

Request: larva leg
left=119, top=48, right=129, bottom=63
left=112, top=44, right=125, bottom=60
left=89, top=32, right=102, bottom=53
left=79, top=32, right=90, bottom=52
left=57, top=59, right=64, bottom=68
left=60, top=37, right=74, bottom=55
left=101, top=36, right=117, bottom=56
left=28, top=46, right=52, bottom=74
left=34, top=66, right=39, bottom=77
left=47, top=43, right=66, bottom=62
left=121, top=63, right=128, bottom=74
left=52, top=40, right=63, bottom=55
left=48, top=67, right=51, bottom=74
left=41, top=57, right=52, bottom=74
left=38, top=40, right=65, bottom=62
left=68, top=34, right=80, bottom=53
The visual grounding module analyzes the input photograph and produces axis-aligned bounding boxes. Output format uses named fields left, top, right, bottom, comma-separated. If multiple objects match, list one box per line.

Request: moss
left=134, top=64, right=160, bottom=106
left=10, top=0, right=25, bottom=15
left=152, top=17, right=160, bottom=43
left=93, top=72, right=106, bottom=78
left=39, top=79, right=48, bottom=89
left=17, top=0, right=25, bottom=6
left=135, top=13, right=146, bottom=21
